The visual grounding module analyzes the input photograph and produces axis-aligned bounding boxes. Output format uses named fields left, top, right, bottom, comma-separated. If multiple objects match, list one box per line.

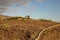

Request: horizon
left=0, top=0, right=60, bottom=22
left=0, top=14, right=59, bottom=22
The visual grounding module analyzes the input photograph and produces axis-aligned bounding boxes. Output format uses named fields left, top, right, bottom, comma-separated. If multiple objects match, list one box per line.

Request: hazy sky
left=0, top=0, right=60, bottom=22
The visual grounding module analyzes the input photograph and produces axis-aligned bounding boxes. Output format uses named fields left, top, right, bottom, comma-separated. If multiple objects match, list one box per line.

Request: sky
left=0, top=0, right=60, bottom=22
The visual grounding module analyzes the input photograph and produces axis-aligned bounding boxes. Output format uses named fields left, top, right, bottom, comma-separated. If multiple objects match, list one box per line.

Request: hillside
left=0, top=15, right=11, bottom=20
left=36, top=24, right=60, bottom=40
left=0, top=15, right=60, bottom=40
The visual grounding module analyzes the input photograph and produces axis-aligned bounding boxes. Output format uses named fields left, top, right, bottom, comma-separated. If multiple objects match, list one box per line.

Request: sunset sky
left=0, top=0, right=60, bottom=22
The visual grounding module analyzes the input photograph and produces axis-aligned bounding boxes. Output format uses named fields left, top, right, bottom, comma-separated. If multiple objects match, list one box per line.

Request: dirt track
left=35, top=24, right=60, bottom=40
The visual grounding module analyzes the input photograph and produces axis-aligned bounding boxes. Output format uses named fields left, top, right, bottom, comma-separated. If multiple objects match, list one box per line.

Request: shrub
left=7, top=16, right=23, bottom=20
left=39, top=19, right=52, bottom=22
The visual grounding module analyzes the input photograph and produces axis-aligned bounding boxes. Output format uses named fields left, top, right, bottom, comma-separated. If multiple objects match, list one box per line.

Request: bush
left=39, top=19, right=52, bottom=21
left=7, top=16, right=23, bottom=20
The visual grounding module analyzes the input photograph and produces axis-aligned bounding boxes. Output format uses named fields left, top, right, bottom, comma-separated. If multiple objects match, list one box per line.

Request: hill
left=0, top=15, right=60, bottom=40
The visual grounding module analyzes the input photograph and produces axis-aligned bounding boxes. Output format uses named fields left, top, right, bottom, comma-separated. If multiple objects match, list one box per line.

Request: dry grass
left=0, top=15, right=60, bottom=40
left=38, top=24, right=60, bottom=40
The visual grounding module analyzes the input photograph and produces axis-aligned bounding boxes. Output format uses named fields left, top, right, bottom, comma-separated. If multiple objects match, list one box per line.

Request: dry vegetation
left=0, top=15, right=60, bottom=40
left=37, top=24, right=60, bottom=40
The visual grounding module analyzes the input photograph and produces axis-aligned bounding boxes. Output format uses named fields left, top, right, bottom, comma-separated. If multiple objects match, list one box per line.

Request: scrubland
left=0, top=15, right=60, bottom=40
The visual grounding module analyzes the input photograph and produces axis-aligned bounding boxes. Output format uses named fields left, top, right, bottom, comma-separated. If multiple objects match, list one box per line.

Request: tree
left=25, top=15, right=30, bottom=19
